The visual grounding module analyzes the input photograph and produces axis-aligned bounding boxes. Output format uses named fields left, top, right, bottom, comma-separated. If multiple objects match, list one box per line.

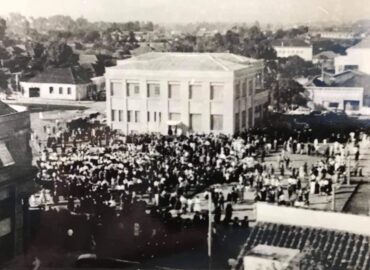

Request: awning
left=167, top=120, right=181, bottom=126
left=0, top=142, right=15, bottom=167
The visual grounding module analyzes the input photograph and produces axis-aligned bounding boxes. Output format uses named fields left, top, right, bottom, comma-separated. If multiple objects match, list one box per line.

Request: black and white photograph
left=1, top=0, right=370, bottom=269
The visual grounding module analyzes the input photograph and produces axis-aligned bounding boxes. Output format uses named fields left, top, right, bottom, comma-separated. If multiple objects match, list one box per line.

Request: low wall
left=256, top=203, right=370, bottom=236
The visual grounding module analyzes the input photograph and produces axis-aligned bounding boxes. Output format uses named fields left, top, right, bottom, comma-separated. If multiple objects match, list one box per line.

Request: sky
left=1, top=0, right=370, bottom=25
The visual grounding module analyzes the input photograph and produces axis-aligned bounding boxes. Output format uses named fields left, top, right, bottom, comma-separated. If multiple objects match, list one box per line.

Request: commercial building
left=0, top=102, right=34, bottom=266
left=105, top=52, right=269, bottom=135
left=304, top=70, right=370, bottom=114
left=272, top=39, right=313, bottom=61
left=335, top=36, right=370, bottom=74
left=20, top=67, right=91, bottom=100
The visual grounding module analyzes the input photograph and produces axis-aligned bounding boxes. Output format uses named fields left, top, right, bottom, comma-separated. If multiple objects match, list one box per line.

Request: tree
left=0, top=69, right=9, bottom=93
left=0, top=17, right=6, bottom=40
left=45, top=42, right=78, bottom=68
left=84, top=30, right=100, bottom=43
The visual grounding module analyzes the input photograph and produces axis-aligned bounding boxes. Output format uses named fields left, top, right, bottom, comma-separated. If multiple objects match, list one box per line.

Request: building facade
left=335, top=36, right=370, bottom=74
left=20, top=67, right=91, bottom=101
left=272, top=39, right=313, bottom=61
left=105, top=52, right=268, bottom=135
left=0, top=102, right=34, bottom=266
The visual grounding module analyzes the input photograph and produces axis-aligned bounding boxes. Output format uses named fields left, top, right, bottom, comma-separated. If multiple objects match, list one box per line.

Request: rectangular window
left=235, top=82, right=240, bottom=99
left=235, top=112, right=240, bottom=131
left=111, top=109, right=116, bottom=122
left=189, top=84, right=202, bottom=100
left=189, top=114, right=202, bottom=132
left=169, top=83, right=180, bottom=99
left=126, top=83, right=139, bottom=97
left=248, top=80, right=253, bottom=96
left=49, top=87, right=54, bottom=94
left=0, top=218, right=11, bottom=238
left=154, top=112, right=157, bottom=122
left=135, top=111, right=140, bottom=122
left=210, top=85, right=224, bottom=100
left=256, top=73, right=263, bottom=89
left=147, top=83, right=160, bottom=98
left=147, top=111, right=150, bottom=122
left=127, top=111, right=133, bottom=122
left=242, top=111, right=246, bottom=128
left=169, top=113, right=181, bottom=121
left=210, top=114, right=223, bottom=131
left=242, top=81, right=247, bottom=97
left=118, top=110, right=123, bottom=122
left=159, top=112, right=162, bottom=123
left=59, top=87, right=63, bottom=94
left=67, top=87, right=71, bottom=95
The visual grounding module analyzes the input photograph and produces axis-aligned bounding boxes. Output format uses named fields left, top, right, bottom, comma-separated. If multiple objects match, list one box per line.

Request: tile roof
left=111, top=52, right=259, bottom=72
left=307, top=70, right=370, bottom=89
left=24, top=66, right=91, bottom=85
left=271, top=38, right=312, bottom=47
left=235, top=222, right=370, bottom=270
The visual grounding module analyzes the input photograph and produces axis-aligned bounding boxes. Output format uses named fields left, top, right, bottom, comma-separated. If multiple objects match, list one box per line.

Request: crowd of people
left=29, top=119, right=368, bottom=262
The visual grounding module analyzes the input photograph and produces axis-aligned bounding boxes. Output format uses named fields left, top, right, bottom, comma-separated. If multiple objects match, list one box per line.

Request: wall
left=335, top=48, right=370, bottom=74
left=20, top=82, right=89, bottom=101
left=274, top=46, right=313, bottom=61
left=106, top=69, right=239, bottom=135
left=306, top=86, right=364, bottom=111
left=256, top=203, right=370, bottom=236
left=106, top=61, right=266, bottom=135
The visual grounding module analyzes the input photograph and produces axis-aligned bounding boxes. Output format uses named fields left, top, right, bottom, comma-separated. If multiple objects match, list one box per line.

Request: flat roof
left=109, top=52, right=259, bottom=72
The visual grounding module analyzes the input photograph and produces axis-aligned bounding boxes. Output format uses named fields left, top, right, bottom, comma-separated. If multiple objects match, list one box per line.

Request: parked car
left=286, top=106, right=311, bottom=115
left=75, top=254, right=140, bottom=268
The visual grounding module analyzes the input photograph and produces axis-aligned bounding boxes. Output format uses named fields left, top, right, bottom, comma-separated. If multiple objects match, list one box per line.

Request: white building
left=272, top=39, right=313, bottom=61
left=304, top=71, right=370, bottom=114
left=20, top=67, right=91, bottom=100
left=335, top=36, right=370, bottom=74
left=105, top=52, right=269, bottom=135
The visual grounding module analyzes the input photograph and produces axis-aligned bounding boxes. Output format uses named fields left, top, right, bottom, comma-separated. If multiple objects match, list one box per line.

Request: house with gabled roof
left=20, top=66, right=91, bottom=100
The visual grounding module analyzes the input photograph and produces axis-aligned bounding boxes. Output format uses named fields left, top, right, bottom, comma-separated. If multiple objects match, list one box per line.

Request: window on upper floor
left=189, top=84, right=202, bottom=100
left=210, top=84, right=224, bottom=100
left=126, top=82, right=139, bottom=97
left=168, top=83, right=181, bottom=99
left=147, top=83, right=160, bottom=98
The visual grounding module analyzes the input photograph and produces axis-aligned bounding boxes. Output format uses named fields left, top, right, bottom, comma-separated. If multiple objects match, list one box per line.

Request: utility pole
left=207, top=191, right=213, bottom=269
left=332, top=184, right=336, bottom=211
left=347, top=156, right=351, bottom=186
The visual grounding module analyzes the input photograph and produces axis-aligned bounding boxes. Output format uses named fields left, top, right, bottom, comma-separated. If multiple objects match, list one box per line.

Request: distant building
left=304, top=70, right=370, bottom=114
left=105, top=52, right=269, bottom=135
left=272, top=39, right=313, bottom=61
left=335, top=36, right=370, bottom=74
left=0, top=102, right=34, bottom=266
left=20, top=67, right=91, bottom=100
left=312, top=51, right=339, bottom=71
left=310, top=31, right=356, bottom=40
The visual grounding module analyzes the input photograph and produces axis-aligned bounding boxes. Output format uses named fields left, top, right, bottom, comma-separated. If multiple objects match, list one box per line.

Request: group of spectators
left=30, top=120, right=367, bottom=260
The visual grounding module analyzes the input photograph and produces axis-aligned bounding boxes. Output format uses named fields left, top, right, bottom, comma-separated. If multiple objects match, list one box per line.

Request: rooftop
left=111, top=52, right=259, bottom=72
left=271, top=38, right=312, bottom=48
left=0, top=101, right=16, bottom=116
left=24, top=66, right=91, bottom=85
left=235, top=222, right=370, bottom=270
left=307, top=70, right=370, bottom=89
left=350, top=36, right=370, bottom=49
